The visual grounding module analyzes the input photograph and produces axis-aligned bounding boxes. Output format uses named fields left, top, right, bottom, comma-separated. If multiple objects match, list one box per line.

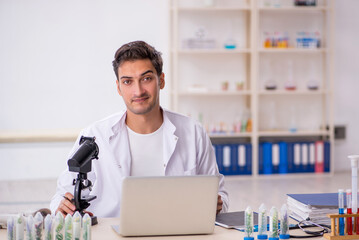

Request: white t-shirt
left=127, top=124, right=165, bottom=176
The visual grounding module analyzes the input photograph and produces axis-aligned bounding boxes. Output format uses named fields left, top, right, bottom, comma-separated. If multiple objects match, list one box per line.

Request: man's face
left=116, top=59, right=164, bottom=116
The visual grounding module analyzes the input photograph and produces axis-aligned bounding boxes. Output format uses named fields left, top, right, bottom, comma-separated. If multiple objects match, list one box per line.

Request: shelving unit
left=170, top=0, right=334, bottom=177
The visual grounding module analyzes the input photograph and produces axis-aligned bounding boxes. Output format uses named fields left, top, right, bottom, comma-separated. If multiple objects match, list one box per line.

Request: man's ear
left=116, top=80, right=122, bottom=96
left=159, top=73, right=165, bottom=89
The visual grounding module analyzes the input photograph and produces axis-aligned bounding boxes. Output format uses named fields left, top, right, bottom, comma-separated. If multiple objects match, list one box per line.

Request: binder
left=229, top=144, right=238, bottom=175
left=309, top=142, right=316, bottom=172
left=272, top=143, right=280, bottom=174
left=301, top=143, right=309, bottom=173
left=287, top=142, right=295, bottom=173
left=315, top=141, right=324, bottom=173
left=223, top=145, right=231, bottom=175
left=293, top=143, right=301, bottom=173
left=287, top=193, right=340, bottom=225
left=324, top=141, right=330, bottom=172
left=237, top=144, right=246, bottom=175
left=287, top=193, right=341, bottom=208
left=263, top=142, right=273, bottom=174
left=258, top=143, right=264, bottom=174
left=245, top=143, right=252, bottom=175
left=279, top=142, right=288, bottom=174
left=214, top=144, right=224, bottom=174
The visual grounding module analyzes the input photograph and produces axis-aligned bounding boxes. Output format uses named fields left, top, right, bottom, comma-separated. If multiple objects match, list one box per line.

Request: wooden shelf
left=258, top=130, right=330, bottom=137
left=259, top=6, right=329, bottom=12
left=209, top=132, right=252, bottom=138
left=176, top=49, right=250, bottom=54
left=178, top=90, right=251, bottom=96
left=173, top=7, right=250, bottom=12
left=170, top=0, right=334, bottom=177
left=259, top=48, right=327, bottom=53
left=0, top=129, right=80, bottom=143
left=258, top=89, right=327, bottom=96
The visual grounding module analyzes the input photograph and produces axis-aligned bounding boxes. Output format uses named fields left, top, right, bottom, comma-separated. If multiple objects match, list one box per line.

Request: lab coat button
left=174, top=137, right=178, bottom=141
left=164, top=164, right=166, bottom=168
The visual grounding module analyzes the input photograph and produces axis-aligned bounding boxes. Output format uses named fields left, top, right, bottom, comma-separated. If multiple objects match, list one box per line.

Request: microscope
left=67, top=136, right=99, bottom=225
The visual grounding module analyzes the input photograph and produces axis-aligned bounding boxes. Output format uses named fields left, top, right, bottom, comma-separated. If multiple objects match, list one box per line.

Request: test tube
left=258, top=204, right=268, bottom=239
left=44, top=214, right=52, bottom=240
left=244, top=206, right=254, bottom=240
left=26, top=215, right=35, bottom=240
left=34, top=211, right=43, bottom=240
left=64, top=214, right=73, bottom=240
left=347, top=189, right=353, bottom=235
left=15, top=214, right=24, bottom=240
left=339, top=189, right=345, bottom=236
left=82, top=213, right=92, bottom=240
left=269, top=207, right=279, bottom=240
left=349, top=155, right=359, bottom=234
left=279, top=204, right=290, bottom=239
left=53, top=212, right=64, bottom=240
left=7, top=216, right=15, bottom=240
left=73, top=211, right=82, bottom=240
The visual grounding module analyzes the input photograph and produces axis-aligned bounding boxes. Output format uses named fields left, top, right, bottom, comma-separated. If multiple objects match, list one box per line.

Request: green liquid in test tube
left=269, top=207, right=279, bottom=240
left=244, top=206, right=254, bottom=240
left=258, top=204, right=268, bottom=239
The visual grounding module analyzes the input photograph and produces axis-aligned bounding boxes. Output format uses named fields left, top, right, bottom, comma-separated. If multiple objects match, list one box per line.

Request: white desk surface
left=0, top=218, right=325, bottom=240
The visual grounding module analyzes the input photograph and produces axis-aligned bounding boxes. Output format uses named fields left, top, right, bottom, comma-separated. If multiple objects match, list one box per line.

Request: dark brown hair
left=112, top=41, right=163, bottom=80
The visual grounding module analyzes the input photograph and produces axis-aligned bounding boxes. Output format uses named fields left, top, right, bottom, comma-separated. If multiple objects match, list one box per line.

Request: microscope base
left=91, top=215, right=98, bottom=225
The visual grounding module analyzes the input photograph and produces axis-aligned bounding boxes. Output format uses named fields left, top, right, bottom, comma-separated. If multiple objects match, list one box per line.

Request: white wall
left=0, top=0, right=170, bottom=180
left=333, top=0, right=359, bottom=171
left=0, top=0, right=358, bottom=180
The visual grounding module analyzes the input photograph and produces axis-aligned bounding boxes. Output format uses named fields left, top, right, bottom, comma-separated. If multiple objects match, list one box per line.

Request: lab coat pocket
left=184, top=166, right=197, bottom=175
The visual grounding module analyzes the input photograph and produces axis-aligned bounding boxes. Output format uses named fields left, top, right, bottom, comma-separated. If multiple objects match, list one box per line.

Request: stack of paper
left=287, top=193, right=340, bottom=225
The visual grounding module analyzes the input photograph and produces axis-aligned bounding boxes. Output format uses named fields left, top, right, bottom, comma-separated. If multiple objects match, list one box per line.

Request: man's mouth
left=132, top=96, right=149, bottom=103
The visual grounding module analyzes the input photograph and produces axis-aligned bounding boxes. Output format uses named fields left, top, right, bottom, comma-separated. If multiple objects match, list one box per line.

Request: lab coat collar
left=106, top=108, right=179, bottom=170
left=109, top=110, right=127, bottom=140
left=162, top=109, right=178, bottom=167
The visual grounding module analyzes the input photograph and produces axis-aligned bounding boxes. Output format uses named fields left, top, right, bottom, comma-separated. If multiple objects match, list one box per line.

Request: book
left=287, top=193, right=341, bottom=225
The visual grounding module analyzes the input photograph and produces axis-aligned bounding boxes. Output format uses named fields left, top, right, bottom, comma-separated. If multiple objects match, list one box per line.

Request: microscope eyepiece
left=68, top=136, right=99, bottom=173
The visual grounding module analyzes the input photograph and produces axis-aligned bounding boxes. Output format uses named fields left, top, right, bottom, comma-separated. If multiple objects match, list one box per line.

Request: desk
left=0, top=218, right=324, bottom=240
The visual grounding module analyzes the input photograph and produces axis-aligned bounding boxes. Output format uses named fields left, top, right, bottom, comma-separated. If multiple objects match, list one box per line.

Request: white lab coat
left=50, top=109, right=229, bottom=217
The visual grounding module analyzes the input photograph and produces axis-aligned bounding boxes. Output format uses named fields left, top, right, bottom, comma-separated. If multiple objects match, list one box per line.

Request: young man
left=50, top=41, right=228, bottom=217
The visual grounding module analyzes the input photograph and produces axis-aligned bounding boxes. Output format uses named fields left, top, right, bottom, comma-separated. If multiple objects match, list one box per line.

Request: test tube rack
left=324, top=213, right=359, bottom=240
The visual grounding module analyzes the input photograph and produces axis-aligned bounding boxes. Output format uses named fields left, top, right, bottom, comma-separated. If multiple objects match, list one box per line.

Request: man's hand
left=56, top=192, right=94, bottom=217
left=56, top=192, right=76, bottom=217
left=217, top=195, right=223, bottom=215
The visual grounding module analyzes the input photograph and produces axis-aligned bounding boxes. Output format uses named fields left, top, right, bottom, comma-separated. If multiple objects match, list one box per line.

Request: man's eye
left=143, top=76, right=152, bottom=82
left=123, top=80, right=131, bottom=85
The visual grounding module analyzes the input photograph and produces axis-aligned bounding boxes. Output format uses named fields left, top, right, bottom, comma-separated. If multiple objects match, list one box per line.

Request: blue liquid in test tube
left=339, top=189, right=345, bottom=236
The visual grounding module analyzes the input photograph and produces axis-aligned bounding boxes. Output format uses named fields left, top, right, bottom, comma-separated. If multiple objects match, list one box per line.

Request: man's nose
left=133, top=81, right=145, bottom=96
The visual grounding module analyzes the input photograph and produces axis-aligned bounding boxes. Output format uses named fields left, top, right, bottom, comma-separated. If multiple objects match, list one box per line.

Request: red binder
left=315, top=141, right=324, bottom=173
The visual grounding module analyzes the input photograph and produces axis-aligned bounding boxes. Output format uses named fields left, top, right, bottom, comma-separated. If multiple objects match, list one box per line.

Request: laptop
left=112, top=175, right=219, bottom=237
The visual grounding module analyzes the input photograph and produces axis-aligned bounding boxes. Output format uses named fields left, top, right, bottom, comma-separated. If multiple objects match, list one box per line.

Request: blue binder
left=279, top=142, right=288, bottom=174
left=222, top=144, right=232, bottom=175
left=258, top=143, right=264, bottom=174
left=214, top=144, right=224, bottom=174
left=245, top=144, right=252, bottom=175
left=324, top=141, right=330, bottom=172
left=293, top=143, right=302, bottom=173
left=287, top=142, right=294, bottom=173
left=272, top=143, right=280, bottom=174
left=301, top=142, right=309, bottom=173
left=235, top=144, right=244, bottom=175
left=263, top=142, right=273, bottom=175
left=308, top=142, right=315, bottom=172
